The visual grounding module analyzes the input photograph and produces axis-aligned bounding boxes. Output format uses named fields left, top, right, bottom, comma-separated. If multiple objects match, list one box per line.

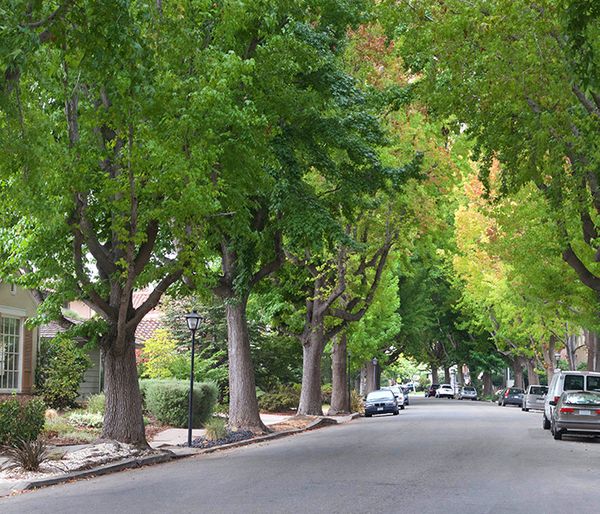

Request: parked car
left=522, top=385, right=547, bottom=412
left=543, top=371, right=600, bottom=430
left=382, top=386, right=406, bottom=409
left=426, top=384, right=440, bottom=397
left=457, top=386, right=478, bottom=400
left=364, top=389, right=399, bottom=417
left=498, top=387, right=524, bottom=407
left=401, top=386, right=410, bottom=406
left=435, top=384, right=455, bottom=399
left=550, top=390, right=600, bottom=440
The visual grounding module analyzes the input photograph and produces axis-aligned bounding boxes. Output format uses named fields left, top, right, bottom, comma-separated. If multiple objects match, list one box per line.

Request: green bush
left=258, top=385, right=300, bottom=412
left=86, top=393, right=105, bottom=414
left=204, top=417, right=227, bottom=441
left=35, top=336, right=91, bottom=409
left=321, top=384, right=332, bottom=404
left=67, top=411, right=104, bottom=429
left=0, top=397, right=46, bottom=446
left=142, top=379, right=218, bottom=428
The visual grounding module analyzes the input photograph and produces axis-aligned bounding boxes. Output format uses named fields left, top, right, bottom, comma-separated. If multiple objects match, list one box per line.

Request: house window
left=0, top=317, right=21, bottom=391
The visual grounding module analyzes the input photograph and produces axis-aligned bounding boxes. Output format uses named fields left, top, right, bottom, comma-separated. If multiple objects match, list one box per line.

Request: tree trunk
left=457, top=365, right=465, bottom=386
left=328, top=333, right=349, bottom=415
left=101, top=338, right=147, bottom=446
left=526, top=358, right=540, bottom=385
left=482, top=371, right=493, bottom=396
left=359, top=364, right=367, bottom=396
left=365, top=360, right=377, bottom=394
left=585, top=330, right=599, bottom=372
left=226, top=298, right=267, bottom=433
left=431, top=365, right=439, bottom=384
left=444, top=366, right=451, bottom=383
left=542, top=336, right=556, bottom=384
left=298, top=328, right=325, bottom=416
left=512, top=357, right=524, bottom=389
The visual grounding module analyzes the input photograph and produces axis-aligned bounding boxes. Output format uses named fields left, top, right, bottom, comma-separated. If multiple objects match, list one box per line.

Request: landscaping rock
left=190, top=430, right=254, bottom=449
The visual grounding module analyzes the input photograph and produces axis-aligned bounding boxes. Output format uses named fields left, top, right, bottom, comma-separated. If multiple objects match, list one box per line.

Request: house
left=0, top=282, right=39, bottom=395
left=0, top=281, right=165, bottom=399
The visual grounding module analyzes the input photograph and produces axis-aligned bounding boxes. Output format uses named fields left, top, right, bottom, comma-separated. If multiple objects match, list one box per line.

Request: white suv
left=436, top=384, right=455, bottom=398
left=543, top=371, right=600, bottom=429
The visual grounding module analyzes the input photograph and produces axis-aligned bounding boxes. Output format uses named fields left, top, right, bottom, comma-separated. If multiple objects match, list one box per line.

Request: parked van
left=543, top=371, right=600, bottom=429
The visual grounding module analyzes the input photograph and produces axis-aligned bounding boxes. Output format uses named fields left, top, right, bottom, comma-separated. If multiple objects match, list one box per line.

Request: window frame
left=0, top=306, right=25, bottom=393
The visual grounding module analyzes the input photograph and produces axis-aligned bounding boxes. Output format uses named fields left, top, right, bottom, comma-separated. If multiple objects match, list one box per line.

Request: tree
left=389, top=0, right=600, bottom=312
left=0, top=2, right=260, bottom=444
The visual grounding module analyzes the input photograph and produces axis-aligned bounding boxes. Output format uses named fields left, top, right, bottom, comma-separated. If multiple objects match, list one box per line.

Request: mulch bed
left=190, top=430, right=255, bottom=449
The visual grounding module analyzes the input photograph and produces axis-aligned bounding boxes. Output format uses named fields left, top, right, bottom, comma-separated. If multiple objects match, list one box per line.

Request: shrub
left=139, top=329, right=179, bottom=379
left=350, top=390, right=364, bottom=415
left=204, top=417, right=227, bottom=441
left=67, top=411, right=104, bottom=429
left=0, top=397, right=46, bottom=446
left=35, top=336, right=91, bottom=409
left=0, top=439, right=48, bottom=472
left=321, top=384, right=333, bottom=404
left=258, top=385, right=300, bottom=412
left=142, top=379, right=218, bottom=428
left=86, top=393, right=105, bottom=414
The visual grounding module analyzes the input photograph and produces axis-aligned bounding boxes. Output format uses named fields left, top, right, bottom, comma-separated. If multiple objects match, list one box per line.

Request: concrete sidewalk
left=149, top=413, right=358, bottom=449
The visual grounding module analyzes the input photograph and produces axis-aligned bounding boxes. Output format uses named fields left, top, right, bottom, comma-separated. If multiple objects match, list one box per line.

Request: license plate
left=377, top=407, right=384, bottom=411
left=579, top=410, right=592, bottom=416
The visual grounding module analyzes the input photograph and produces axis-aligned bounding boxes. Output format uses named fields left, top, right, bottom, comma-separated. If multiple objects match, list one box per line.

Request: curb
left=12, top=452, right=174, bottom=493
left=0, top=413, right=360, bottom=496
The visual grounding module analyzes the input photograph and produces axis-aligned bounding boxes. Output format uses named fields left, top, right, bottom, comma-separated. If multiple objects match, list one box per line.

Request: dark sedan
left=498, top=387, right=524, bottom=407
left=426, top=384, right=440, bottom=398
left=364, top=390, right=399, bottom=417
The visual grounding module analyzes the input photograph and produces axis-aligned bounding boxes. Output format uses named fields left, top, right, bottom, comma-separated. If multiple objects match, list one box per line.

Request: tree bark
left=298, top=328, right=326, bottom=415
left=101, top=336, right=146, bottom=446
left=482, top=371, right=493, bottom=396
left=431, top=365, right=439, bottom=384
left=585, top=330, right=599, bottom=371
left=512, top=357, right=524, bottom=389
left=526, top=358, right=540, bottom=385
left=365, top=360, right=377, bottom=394
left=328, top=333, right=349, bottom=415
left=542, top=336, right=556, bottom=384
left=443, top=366, right=451, bottom=383
left=457, top=365, right=465, bottom=386
left=226, top=298, right=267, bottom=433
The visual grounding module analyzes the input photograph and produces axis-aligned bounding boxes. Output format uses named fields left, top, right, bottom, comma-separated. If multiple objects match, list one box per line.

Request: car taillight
left=553, top=396, right=560, bottom=404
left=504, top=391, right=509, bottom=397
left=560, top=407, right=574, bottom=413
left=595, top=410, right=600, bottom=415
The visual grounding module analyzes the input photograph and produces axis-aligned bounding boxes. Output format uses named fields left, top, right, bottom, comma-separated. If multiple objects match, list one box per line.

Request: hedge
left=141, top=379, right=218, bottom=428
left=0, top=397, right=46, bottom=446
left=258, top=384, right=300, bottom=412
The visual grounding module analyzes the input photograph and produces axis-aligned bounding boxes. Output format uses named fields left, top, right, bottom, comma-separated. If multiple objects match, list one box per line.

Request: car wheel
left=523, top=408, right=529, bottom=412
left=542, top=414, right=551, bottom=430
left=393, top=410, right=399, bottom=415
left=365, top=413, right=372, bottom=418
left=552, top=422, right=563, bottom=440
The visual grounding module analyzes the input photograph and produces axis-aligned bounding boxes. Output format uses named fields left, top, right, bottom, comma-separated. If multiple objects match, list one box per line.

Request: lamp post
left=372, top=357, right=378, bottom=391
left=185, top=310, right=202, bottom=447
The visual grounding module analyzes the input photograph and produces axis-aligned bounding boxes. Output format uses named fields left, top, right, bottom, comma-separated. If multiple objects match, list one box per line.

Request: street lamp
left=185, top=310, right=202, bottom=447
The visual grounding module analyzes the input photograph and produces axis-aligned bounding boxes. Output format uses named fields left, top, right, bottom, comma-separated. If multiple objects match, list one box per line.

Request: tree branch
left=562, top=244, right=600, bottom=291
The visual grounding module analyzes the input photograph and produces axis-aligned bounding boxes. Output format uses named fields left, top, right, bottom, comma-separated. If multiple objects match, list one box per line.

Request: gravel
left=190, top=430, right=254, bottom=449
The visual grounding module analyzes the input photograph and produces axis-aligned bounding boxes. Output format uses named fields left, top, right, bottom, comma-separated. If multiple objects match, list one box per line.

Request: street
left=3, top=397, right=600, bottom=514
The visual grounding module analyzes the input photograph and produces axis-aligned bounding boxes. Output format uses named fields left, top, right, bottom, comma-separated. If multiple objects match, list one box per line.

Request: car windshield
left=564, top=391, right=600, bottom=406
left=564, top=375, right=585, bottom=390
left=509, top=389, right=524, bottom=394
left=529, top=386, right=547, bottom=395
left=367, top=391, right=394, bottom=401
left=586, top=376, right=600, bottom=392
left=441, top=384, right=451, bottom=388
left=464, top=387, right=475, bottom=392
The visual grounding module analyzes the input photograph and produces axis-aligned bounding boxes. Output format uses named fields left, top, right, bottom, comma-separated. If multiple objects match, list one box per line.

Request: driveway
left=3, top=397, right=599, bottom=513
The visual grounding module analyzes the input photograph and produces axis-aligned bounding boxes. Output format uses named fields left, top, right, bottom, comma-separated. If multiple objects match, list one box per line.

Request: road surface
left=3, top=397, right=600, bottom=513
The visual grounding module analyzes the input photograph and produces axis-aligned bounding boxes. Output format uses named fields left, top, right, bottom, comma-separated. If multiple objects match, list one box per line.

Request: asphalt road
left=3, top=397, right=600, bottom=514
